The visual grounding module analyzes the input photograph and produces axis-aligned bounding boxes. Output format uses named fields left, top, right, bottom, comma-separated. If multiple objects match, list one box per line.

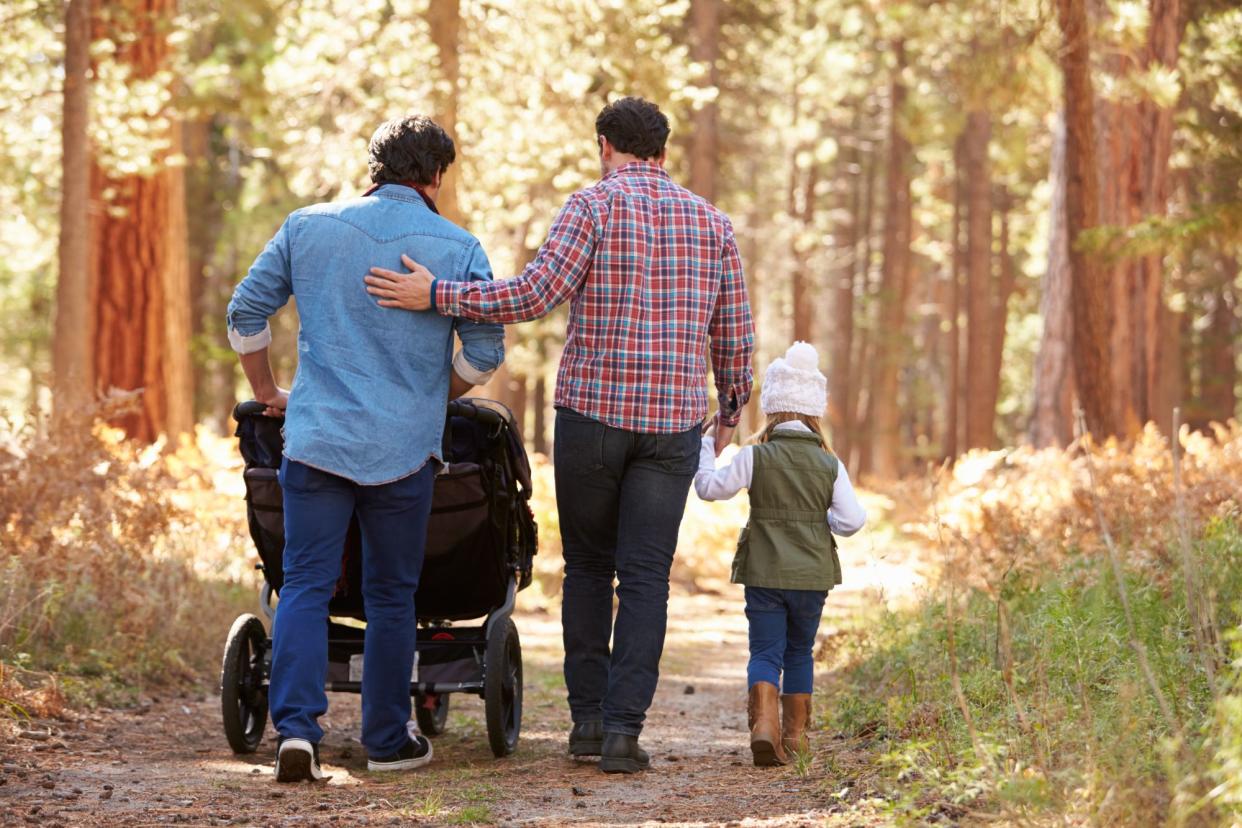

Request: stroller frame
left=220, top=398, right=536, bottom=760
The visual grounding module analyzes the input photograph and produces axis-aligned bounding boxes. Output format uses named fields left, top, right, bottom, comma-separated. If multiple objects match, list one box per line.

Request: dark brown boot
left=781, top=694, right=812, bottom=758
left=747, top=682, right=787, bottom=767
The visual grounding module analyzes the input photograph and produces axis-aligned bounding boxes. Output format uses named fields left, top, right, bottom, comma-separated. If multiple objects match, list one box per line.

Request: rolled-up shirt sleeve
left=227, top=216, right=294, bottom=353
left=709, top=219, right=755, bottom=427
left=451, top=241, right=506, bottom=384
left=828, top=461, right=867, bottom=536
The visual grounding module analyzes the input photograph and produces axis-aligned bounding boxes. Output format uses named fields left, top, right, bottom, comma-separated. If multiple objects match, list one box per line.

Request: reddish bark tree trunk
left=90, top=0, right=193, bottom=443
left=1097, top=0, right=1184, bottom=435
left=1057, top=0, right=1117, bottom=438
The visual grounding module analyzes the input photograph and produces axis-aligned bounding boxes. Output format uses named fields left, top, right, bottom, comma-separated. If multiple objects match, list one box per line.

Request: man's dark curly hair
left=595, top=97, right=670, bottom=160
left=367, top=115, right=456, bottom=185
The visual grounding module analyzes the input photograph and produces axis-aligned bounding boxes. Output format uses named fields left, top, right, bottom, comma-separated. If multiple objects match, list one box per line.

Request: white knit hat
left=760, top=341, right=827, bottom=417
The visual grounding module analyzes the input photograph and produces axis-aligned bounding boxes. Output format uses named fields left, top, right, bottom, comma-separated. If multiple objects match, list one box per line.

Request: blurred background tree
left=1, top=0, right=1240, bottom=477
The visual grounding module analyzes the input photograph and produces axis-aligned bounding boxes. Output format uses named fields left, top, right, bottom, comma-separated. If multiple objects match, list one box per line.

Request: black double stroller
left=219, top=398, right=538, bottom=758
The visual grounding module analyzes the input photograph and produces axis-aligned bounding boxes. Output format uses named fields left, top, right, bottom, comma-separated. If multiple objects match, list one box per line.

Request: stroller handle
left=234, top=400, right=282, bottom=422
left=234, top=397, right=512, bottom=428
left=446, top=397, right=509, bottom=429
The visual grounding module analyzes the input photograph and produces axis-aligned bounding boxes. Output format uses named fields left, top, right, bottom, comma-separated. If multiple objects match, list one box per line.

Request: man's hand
left=365, top=254, right=435, bottom=311
left=258, top=387, right=289, bottom=417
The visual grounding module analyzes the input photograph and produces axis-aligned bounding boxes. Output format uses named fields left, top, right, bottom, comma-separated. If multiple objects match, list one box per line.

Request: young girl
left=696, top=341, right=866, bottom=767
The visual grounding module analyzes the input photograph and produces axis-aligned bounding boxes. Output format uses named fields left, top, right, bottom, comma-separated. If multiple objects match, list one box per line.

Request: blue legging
left=744, top=586, right=828, bottom=695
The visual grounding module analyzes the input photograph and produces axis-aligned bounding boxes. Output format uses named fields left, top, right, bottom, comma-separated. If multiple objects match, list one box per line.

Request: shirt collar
left=366, top=182, right=438, bottom=213
left=603, top=160, right=670, bottom=182
left=773, top=421, right=813, bottom=433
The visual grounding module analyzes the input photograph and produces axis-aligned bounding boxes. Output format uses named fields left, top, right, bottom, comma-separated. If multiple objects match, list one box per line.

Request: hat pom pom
left=784, top=341, right=819, bottom=372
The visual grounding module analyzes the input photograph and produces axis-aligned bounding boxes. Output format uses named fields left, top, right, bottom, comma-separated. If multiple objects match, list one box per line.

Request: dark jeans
left=270, top=458, right=435, bottom=758
left=554, top=408, right=700, bottom=737
left=743, top=586, right=828, bottom=694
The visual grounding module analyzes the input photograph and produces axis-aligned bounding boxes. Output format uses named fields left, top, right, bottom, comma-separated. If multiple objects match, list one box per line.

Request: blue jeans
left=554, top=408, right=700, bottom=737
left=270, top=458, right=434, bottom=758
left=744, top=586, right=828, bottom=695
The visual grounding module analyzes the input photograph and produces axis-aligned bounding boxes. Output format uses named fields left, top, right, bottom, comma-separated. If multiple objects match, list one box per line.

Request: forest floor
left=0, top=513, right=928, bottom=827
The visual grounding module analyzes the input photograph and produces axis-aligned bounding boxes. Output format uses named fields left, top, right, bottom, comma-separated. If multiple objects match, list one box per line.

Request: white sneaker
left=275, top=738, right=326, bottom=783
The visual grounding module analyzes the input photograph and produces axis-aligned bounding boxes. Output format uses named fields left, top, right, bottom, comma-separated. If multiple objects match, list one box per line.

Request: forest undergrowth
left=0, top=403, right=256, bottom=713
left=823, top=424, right=1242, bottom=825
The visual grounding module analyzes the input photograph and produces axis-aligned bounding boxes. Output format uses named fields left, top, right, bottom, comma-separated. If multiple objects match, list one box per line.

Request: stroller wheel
left=221, top=613, right=269, bottom=754
left=415, top=692, right=450, bottom=737
left=484, top=617, right=522, bottom=758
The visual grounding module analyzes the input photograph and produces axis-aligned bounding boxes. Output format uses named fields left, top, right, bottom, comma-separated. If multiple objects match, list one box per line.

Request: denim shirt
left=226, top=184, right=505, bottom=485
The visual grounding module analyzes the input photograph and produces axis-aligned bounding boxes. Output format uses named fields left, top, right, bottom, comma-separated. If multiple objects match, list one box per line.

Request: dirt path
left=1, top=542, right=919, bottom=827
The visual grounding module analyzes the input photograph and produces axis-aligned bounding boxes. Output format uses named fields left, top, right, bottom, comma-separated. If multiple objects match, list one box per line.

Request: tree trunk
left=184, top=114, right=233, bottom=426
left=428, top=0, right=463, bottom=225
left=1096, top=0, right=1184, bottom=435
left=688, top=0, right=719, bottom=202
left=867, top=41, right=913, bottom=479
left=945, top=136, right=965, bottom=460
left=1136, top=0, right=1183, bottom=433
left=850, top=116, right=879, bottom=474
left=790, top=160, right=818, bottom=343
left=827, top=135, right=858, bottom=463
left=962, top=108, right=993, bottom=449
left=980, top=186, right=1017, bottom=437
left=508, top=370, right=529, bottom=442
left=53, top=0, right=93, bottom=417
left=1057, top=0, right=1116, bottom=438
left=207, top=131, right=249, bottom=433
left=1094, top=54, right=1135, bottom=433
left=90, top=0, right=193, bottom=443
left=532, top=368, right=548, bottom=455
left=1198, top=255, right=1237, bottom=426
left=1030, top=115, right=1076, bottom=447
left=740, top=159, right=764, bottom=440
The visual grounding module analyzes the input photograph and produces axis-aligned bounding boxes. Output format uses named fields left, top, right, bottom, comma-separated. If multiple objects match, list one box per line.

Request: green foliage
left=2, top=0, right=1241, bottom=441
left=824, top=518, right=1242, bottom=823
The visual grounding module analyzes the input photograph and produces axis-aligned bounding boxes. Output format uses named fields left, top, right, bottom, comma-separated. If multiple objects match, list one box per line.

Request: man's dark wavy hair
left=367, top=115, right=456, bottom=185
left=594, top=97, right=670, bottom=160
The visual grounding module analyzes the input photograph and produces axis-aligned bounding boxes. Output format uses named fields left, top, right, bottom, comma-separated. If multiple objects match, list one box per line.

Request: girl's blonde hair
left=750, top=411, right=833, bottom=453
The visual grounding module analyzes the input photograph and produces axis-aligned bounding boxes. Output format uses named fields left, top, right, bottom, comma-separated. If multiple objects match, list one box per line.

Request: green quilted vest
left=730, top=429, right=843, bottom=591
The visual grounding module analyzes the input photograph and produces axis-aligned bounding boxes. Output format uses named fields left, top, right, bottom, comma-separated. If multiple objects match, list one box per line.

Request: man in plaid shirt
left=365, top=97, right=755, bottom=774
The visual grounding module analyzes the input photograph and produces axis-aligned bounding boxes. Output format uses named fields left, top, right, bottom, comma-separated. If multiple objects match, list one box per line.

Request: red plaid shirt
left=433, top=161, right=754, bottom=433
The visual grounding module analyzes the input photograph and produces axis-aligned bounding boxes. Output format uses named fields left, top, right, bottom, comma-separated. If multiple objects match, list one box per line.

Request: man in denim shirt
left=226, top=116, right=504, bottom=782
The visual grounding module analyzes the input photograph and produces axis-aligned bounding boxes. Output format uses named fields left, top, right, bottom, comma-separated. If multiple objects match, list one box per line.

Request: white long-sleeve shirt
left=694, top=421, right=867, bottom=536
